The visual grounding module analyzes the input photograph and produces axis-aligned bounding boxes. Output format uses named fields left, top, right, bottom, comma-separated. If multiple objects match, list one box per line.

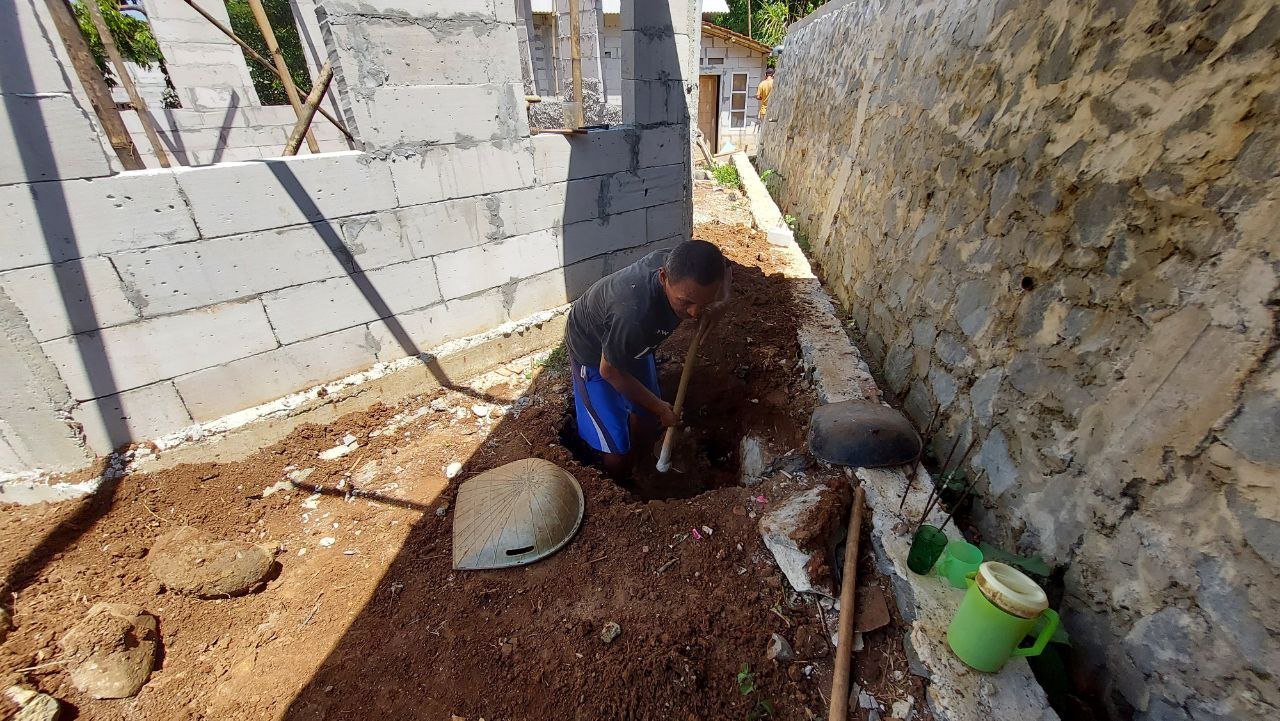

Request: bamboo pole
left=567, top=0, right=585, bottom=129
left=283, top=62, right=333, bottom=155
left=180, top=0, right=352, bottom=142
left=43, top=0, right=145, bottom=170
left=656, top=316, right=710, bottom=473
left=245, top=0, right=319, bottom=153
left=828, top=484, right=866, bottom=721
left=83, top=0, right=172, bottom=167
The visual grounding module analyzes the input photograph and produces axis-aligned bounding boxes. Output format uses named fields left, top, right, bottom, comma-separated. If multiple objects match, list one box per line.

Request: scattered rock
left=759, top=484, right=852, bottom=596
left=353, top=460, right=378, bottom=486
left=600, top=621, right=621, bottom=643
left=728, top=190, right=741, bottom=201
left=857, top=688, right=878, bottom=710
left=739, top=435, right=774, bottom=485
left=435, top=502, right=450, bottom=518
left=149, top=526, right=274, bottom=597
left=891, top=697, right=914, bottom=718
left=445, top=462, right=463, bottom=479
left=318, top=434, right=358, bottom=460
left=766, top=632, right=794, bottom=661
left=261, top=479, right=292, bottom=497
left=471, top=404, right=491, bottom=418
left=855, top=582, right=892, bottom=633
left=59, top=603, right=158, bottom=699
left=319, top=537, right=337, bottom=548
left=4, top=685, right=60, bottom=721
left=430, top=397, right=450, bottom=412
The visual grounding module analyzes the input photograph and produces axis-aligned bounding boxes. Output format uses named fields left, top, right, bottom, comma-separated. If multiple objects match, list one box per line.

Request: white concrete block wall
left=144, top=0, right=259, bottom=111
left=1, top=0, right=695, bottom=471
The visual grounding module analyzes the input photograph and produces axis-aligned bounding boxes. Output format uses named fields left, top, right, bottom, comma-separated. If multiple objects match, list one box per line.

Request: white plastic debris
left=445, top=462, right=463, bottom=479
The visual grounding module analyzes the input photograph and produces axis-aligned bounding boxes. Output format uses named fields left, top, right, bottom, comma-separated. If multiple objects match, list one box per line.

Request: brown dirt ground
left=0, top=223, right=929, bottom=721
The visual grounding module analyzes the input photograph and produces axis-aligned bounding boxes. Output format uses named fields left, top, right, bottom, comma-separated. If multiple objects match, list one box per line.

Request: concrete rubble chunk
left=766, top=632, right=794, bottom=661
left=758, top=483, right=851, bottom=597
left=148, top=526, right=274, bottom=597
left=601, top=621, right=621, bottom=644
left=4, top=685, right=61, bottom=721
left=59, top=603, right=158, bottom=699
left=738, top=435, right=773, bottom=485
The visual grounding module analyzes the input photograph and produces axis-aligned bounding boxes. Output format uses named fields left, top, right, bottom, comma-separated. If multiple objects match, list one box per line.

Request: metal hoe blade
left=452, top=458, right=585, bottom=570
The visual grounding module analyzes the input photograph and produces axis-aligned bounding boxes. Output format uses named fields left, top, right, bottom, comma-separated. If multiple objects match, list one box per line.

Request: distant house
left=526, top=1, right=772, bottom=154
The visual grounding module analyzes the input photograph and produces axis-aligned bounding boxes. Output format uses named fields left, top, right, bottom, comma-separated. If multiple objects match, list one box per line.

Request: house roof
left=699, top=20, right=772, bottom=55
left=530, top=0, right=731, bottom=15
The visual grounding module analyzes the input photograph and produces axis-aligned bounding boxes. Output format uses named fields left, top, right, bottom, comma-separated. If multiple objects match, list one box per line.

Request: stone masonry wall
left=758, top=1, right=1278, bottom=719
left=0, top=0, right=693, bottom=474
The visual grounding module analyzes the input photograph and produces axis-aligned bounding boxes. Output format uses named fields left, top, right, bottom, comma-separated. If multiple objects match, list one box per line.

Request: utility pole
left=747, top=0, right=752, bottom=39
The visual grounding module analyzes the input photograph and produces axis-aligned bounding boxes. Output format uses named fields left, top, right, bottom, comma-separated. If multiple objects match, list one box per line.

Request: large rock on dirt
left=738, top=435, right=773, bottom=485
left=59, top=603, right=158, bottom=699
left=4, top=685, right=61, bottom=721
left=149, top=526, right=274, bottom=597
left=759, top=483, right=852, bottom=597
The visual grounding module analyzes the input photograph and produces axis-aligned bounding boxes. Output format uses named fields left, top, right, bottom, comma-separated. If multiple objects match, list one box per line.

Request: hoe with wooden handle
left=656, top=316, right=711, bottom=473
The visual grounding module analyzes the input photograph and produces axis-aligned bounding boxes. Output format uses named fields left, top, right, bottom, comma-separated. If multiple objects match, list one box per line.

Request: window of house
left=729, top=72, right=747, bottom=128
left=707, top=57, right=724, bottom=65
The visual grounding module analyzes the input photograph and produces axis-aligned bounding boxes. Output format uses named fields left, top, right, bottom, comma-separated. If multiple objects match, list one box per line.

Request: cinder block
left=433, top=229, right=561, bottom=299
left=329, top=21, right=521, bottom=87
left=73, top=380, right=193, bottom=454
left=3, top=3, right=77, bottom=94
left=0, top=258, right=140, bottom=342
left=41, top=299, right=279, bottom=401
left=111, top=213, right=408, bottom=316
left=621, top=30, right=692, bottom=82
left=530, top=127, right=637, bottom=182
left=261, top=257, right=442, bottom=344
left=561, top=208, right=646, bottom=265
left=390, top=140, right=536, bottom=206
left=494, top=177, right=602, bottom=237
left=622, top=0, right=695, bottom=39
left=0, top=171, right=199, bottom=271
left=0, top=94, right=114, bottom=185
left=175, top=151, right=398, bottom=238
left=175, top=324, right=380, bottom=421
left=646, top=201, right=690, bottom=241
left=637, top=124, right=688, bottom=168
left=621, top=79, right=690, bottom=127
left=397, top=197, right=497, bottom=257
left=606, top=163, right=688, bottom=214
left=370, top=288, right=509, bottom=362
left=352, top=84, right=517, bottom=148
left=503, top=257, right=605, bottom=322
left=324, top=0, right=493, bottom=18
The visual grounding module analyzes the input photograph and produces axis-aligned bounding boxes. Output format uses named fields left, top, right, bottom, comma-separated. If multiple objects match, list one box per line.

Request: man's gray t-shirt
left=566, top=250, right=680, bottom=376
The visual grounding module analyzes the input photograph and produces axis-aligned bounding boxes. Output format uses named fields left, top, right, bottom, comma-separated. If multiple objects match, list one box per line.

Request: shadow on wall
left=277, top=0, right=688, bottom=717
left=0, top=0, right=130, bottom=597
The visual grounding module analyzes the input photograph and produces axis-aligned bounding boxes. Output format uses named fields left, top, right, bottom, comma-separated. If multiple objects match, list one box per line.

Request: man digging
left=565, top=239, right=731, bottom=479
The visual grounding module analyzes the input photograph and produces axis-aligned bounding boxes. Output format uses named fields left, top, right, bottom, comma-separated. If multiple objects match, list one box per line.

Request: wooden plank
left=530, top=127, right=587, bottom=135
left=82, top=0, right=172, bottom=167
left=283, top=62, right=333, bottom=155
left=567, top=0, right=585, bottom=130
left=245, top=0, right=319, bottom=153
left=43, top=0, right=145, bottom=170
left=181, top=0, right=352, bottom=143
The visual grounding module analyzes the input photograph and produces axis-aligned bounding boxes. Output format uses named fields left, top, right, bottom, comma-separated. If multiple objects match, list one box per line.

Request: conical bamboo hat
left=452, top=458, right=584, bottom=570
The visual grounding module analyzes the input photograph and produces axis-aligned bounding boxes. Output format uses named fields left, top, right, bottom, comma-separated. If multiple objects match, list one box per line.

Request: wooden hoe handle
left=656, top=316, right=710, bottom=472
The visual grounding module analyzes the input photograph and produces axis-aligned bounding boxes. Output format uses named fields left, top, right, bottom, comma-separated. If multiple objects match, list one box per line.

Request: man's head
left=765, top=68, right=776, bottom=78
left=658, top=240, right=726, bottom=321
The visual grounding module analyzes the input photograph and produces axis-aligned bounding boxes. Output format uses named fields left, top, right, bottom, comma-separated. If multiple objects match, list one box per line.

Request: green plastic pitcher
left=946, top=561, right=1059, bottom=673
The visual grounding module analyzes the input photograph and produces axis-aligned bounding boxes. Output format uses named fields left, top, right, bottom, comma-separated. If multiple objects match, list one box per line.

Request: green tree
left=73, top=0, right=164, bottom=83
left=224, top=0, right=312, bottom=105
left=704, top=0, right=822, bottom=47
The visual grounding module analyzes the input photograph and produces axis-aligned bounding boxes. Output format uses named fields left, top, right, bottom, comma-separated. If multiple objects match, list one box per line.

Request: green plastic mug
left=907, top=524, right=948, bottom=575
left=947, top=562, right=1060, bottom=673
left=936, top=540, right=983, bottom=589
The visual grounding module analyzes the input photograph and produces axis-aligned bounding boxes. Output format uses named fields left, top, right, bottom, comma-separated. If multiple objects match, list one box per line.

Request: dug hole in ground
left=0, top=187, right=928, bottom=721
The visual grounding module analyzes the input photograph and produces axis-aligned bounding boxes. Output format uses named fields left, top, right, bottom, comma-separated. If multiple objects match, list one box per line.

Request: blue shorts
left=570, top=355, right=661, bottom=455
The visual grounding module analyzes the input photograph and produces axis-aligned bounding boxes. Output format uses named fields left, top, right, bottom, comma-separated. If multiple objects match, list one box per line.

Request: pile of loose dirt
left=0, top=223, right=928, bottom=721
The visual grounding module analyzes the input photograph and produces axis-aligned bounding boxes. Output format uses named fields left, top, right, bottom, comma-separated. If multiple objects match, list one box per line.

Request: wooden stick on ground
left=83, top=0, right=172, bottom=167
left=180, top=0, right=353, bottom=143
left=829, top=484, right=867, bottom=721
left=656, top=316, right=711, bottom=472
left=42, top=0, right=145, bottom=170
left=283, top=62, right=333, bottom=155
left=245, top=0, right=319, bottom=153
